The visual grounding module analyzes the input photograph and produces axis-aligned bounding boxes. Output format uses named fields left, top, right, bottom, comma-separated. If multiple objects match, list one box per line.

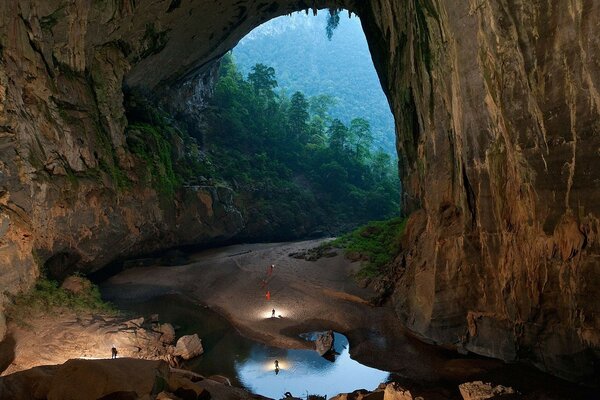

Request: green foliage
left=124, top=90, right=215, bottom=198
left=8, top=277, right=116, bottom=326
left=127, top=122, right=180, bottom=196
left=326, top=217, right=407, bottom=277
left=203, top=56, right=401, bottom=230
left=233, top=12, right=397, bottom=155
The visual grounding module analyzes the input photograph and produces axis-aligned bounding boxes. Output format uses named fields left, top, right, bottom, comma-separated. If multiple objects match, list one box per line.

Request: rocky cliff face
left=367, top=0, right=600, bottom=383
left=0, top=0, right=246, bottom=315
left=0, top=0, right=598, bottom=384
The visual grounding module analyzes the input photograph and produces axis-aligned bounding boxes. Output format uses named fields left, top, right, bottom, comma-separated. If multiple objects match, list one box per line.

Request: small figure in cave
left=111, top=346, right=118, bottom=359
left=267, top=264, right=274, bottom=276
left=266, top=291, right=271, bottom=301
left=274, top=359, right=280, bottom=374
left=272, top=308, right=276, bottom=318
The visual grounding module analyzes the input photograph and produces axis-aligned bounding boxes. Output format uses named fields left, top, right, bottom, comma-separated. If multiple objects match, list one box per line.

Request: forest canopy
left=203, top=54, right=401, bottom=234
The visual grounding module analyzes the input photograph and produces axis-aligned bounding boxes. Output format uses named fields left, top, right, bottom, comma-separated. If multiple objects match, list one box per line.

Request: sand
left=101, top=240, right=499, bottom=383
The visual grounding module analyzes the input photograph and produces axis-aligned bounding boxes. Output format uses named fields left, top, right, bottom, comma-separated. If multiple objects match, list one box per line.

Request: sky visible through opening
left=232, top=11, right=397, bottom=157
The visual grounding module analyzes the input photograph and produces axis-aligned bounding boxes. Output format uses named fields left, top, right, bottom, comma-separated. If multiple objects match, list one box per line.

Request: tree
left=349, top=118, right=374, bottom=161
left=309, top=94, right=337, bottom=120
left=248, top=63, right=277, bottom=96
left=371, top=150, right=392, bottom=182
left=327, top=119, right=349, bottom=153
left=288, top=91, right=310, bottom=143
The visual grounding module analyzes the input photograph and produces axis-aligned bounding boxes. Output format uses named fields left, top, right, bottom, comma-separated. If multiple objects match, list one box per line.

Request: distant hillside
left=232, top=11, right=397, bottom=156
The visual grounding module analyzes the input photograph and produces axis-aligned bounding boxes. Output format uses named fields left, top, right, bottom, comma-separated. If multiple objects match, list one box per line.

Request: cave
left=0, top=0, right=598, bottom=393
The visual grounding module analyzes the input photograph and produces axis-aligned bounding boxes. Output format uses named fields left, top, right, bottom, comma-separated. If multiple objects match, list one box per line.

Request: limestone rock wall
left=362, top=0, right=600, bottom=383
left=0, top=0, right=245, bottom=299
left=0, top=0, right=598, bottom=383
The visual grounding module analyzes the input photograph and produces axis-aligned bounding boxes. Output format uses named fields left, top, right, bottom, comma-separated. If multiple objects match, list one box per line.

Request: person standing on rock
left=272, top=308, right=276, bottom=318
left=111, top=345, right=118, bottom=359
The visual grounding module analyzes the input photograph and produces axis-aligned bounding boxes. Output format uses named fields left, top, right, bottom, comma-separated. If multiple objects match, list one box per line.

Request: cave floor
left=1, top=240, right=594, bottom=399
left=101, top=239, right=595, bottom=399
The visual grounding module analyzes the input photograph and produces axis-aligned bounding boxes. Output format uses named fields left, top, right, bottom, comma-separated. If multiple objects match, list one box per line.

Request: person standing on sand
left=111, top=345, right=118, bottom=359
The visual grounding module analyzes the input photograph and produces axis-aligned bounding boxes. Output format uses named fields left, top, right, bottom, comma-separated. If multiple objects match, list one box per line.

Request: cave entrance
left=191, top=10, right=401, bottom=240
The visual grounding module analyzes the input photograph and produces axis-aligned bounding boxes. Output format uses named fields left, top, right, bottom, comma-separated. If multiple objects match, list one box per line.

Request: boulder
left=330, top=389, right=370, bottom=400
left=315, top=330, right=334, bottom=356
left=60, top=276, right=92, bottom=295
left=45, top=358, right=170, bottom=400
left=154, top=323, right=176, bottom=344
left=383, top=382, right=416, bottom=400
left=458, top=381, right=518, bottom=400
left=0, top=364, right=59, bottom=400
left=156, top=392, right=181, bottom=400
left=207, top=375, right=231, bottom=386
left=174, top=334, right=204, bottom=360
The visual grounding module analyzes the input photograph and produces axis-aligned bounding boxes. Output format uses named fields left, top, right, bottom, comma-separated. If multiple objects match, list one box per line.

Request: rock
left=60, top=276, right=93, bottom=295
left=156, top=392, right=181, bottom=400
left=154, top=323, right=176, bottom=344
left=45, top=358, right=170, bottom=400
left=0, top=310, right=6, bottom=342
left=123, top=317, right=144, bottom=328
left=315, top=330, right=335, bottom=356
left=207, top=375, right=231, bottom=386
left=330, top=389, right=370, bottom=400
left=168, top=374, right=211, bottom=400
left=173, top=334, right=204, bottom=360
left=96, top=392, right=138, bottom=400
left=383, top=382, right=415, bottom=400
left=0, top=364, right=59, bottom=400
left=458, top=381, right=518, bottom=400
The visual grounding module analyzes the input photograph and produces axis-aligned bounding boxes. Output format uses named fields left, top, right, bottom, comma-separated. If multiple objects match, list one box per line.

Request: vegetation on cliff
left=325, top=217, right=406, bottom=277
left=7, top=277, right=115, bottom=326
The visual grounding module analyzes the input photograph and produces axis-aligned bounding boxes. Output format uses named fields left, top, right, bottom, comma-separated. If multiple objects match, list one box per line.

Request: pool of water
left=110, top=294, right=389, bottom=399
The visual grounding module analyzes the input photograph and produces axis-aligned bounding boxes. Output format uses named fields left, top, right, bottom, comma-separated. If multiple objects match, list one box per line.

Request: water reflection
left=235, top=332, right=389, bottom=399
left=106, top=294, right=389, bottom=399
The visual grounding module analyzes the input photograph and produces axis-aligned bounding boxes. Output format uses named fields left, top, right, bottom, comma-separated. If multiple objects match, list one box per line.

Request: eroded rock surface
left=0, top=358, right=262, bottom=400
left=0, top=0, right=598, bottom=384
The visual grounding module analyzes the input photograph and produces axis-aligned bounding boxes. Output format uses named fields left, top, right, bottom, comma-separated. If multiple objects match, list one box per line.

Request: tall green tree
left=288, top=91, right=310, bottom=143
left=349, top=118, right=374, bottom=160
left=328, top=119, right=349, bottom=153
left=248, top=63, right=277, bottom=96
